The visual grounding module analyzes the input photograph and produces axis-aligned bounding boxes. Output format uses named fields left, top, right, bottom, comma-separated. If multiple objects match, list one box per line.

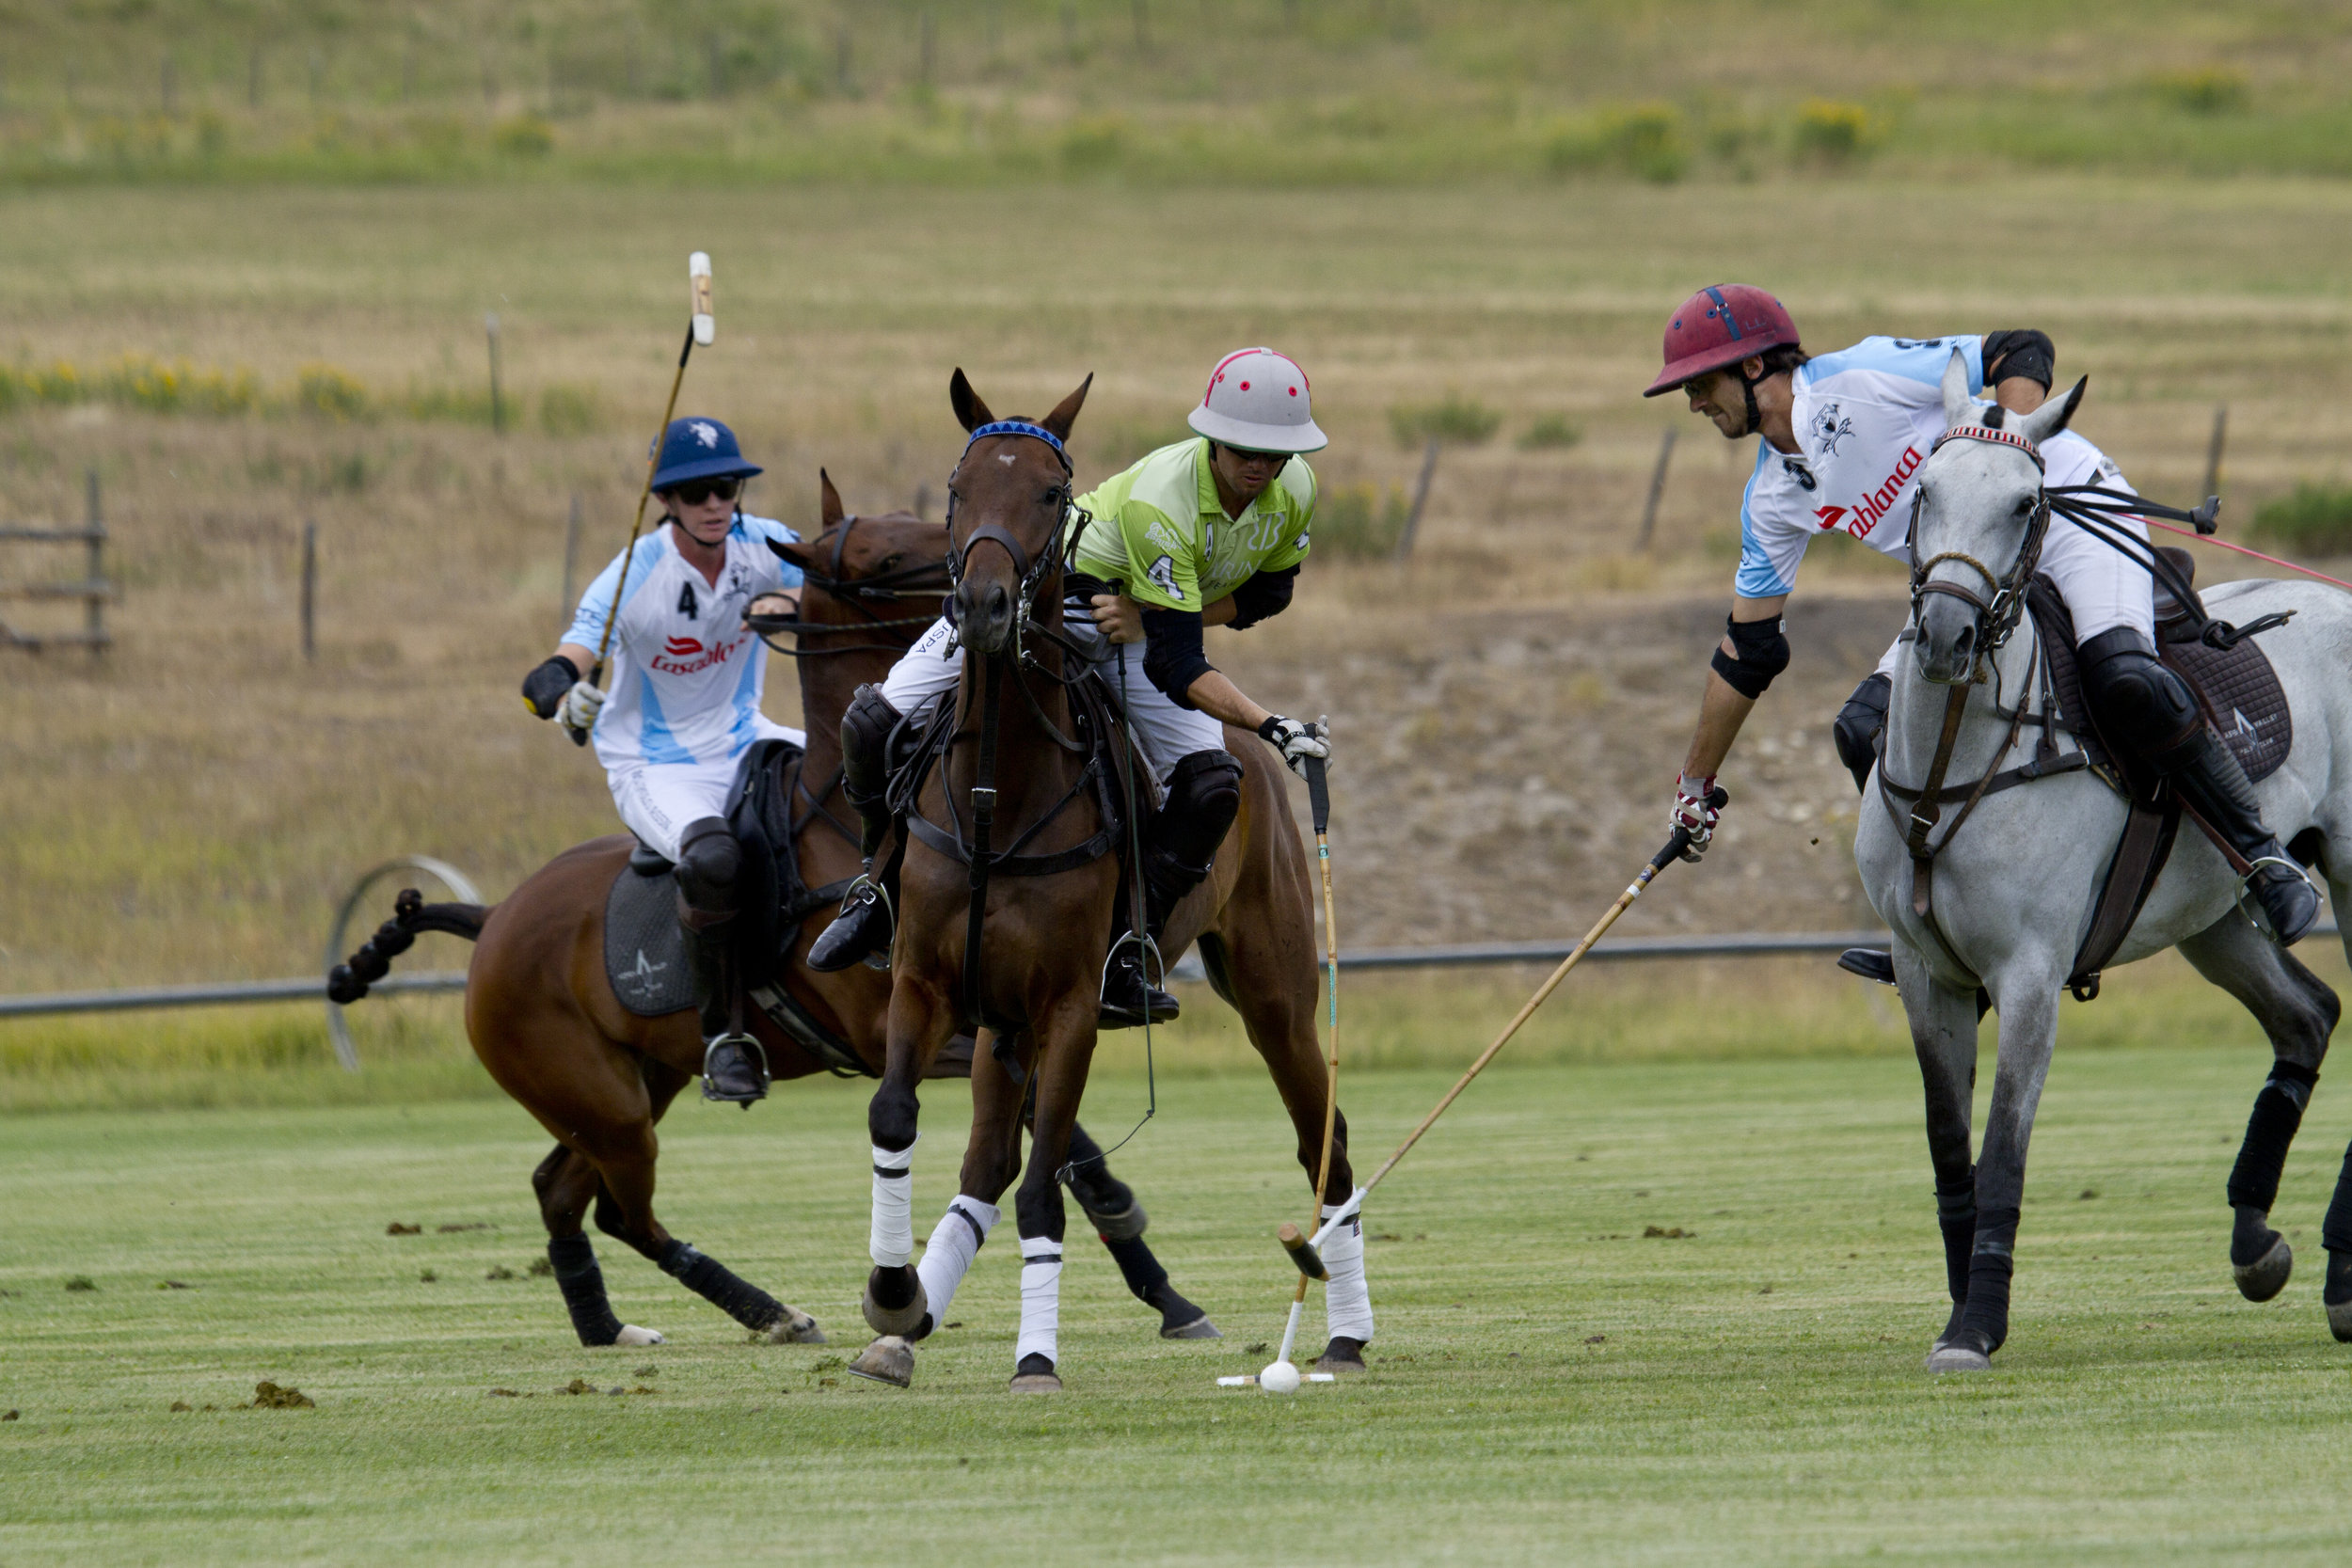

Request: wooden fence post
left=1634, top=426, right=1677, bottom=551
left=301, top=521, right=317, bottom=662
left=1393, top=437, right=1441, bottom=562
left=485, top=312, right=504, bottom=435
left=85, top=468, right=105, bottom=657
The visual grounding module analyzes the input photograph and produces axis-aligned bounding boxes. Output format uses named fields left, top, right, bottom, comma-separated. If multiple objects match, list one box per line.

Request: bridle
left=1906, top=422, right=2052, bottom=676
left=942, top=419, right=1084, bottom=647
left=748, top=511, right=952, bottom=660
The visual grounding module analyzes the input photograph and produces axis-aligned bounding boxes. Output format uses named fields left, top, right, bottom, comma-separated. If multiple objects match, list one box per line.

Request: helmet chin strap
left=1738, top=371, right=1763, bottom=440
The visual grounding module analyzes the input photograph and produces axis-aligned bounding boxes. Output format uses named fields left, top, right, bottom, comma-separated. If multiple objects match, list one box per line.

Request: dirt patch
left=248, top=1381, right=313, bottom=1409
left=1643, top=1226, right=1695, bottom=1239
left=559, top=1378, right=596, bottom=1395
left=385, top=1222, right=421, bottom=1235
left=157, top=1279, right=194, bottom=1290
left=436, top=1223, right=490, bottom=1233
left=63, top=1275, right=95, bottom=1291
left=169, top=1401, right=191, bottom=1412
left=528, top=1258, right=554, bottom=1277
left=484, top=1265, right=517, bottom=1281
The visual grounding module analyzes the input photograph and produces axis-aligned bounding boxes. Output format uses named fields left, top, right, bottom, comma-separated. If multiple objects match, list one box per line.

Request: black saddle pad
left=2025, top=572, right=2291, bottom=785
left=604, top=864, right=692, bottom=1018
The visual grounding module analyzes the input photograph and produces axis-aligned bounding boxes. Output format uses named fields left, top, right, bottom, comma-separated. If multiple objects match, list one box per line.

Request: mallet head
left=1279, top=1221, right=1327, bottom=1281
left=689, top=252, right=715, bottom=346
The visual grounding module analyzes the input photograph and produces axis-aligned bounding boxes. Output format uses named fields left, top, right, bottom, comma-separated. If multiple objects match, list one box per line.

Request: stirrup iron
left=700, top=1032, right=769, bottom=1105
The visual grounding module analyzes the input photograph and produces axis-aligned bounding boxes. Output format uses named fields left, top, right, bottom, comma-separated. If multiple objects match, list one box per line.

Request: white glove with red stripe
left=1670, top=771, right=1719, bottom=863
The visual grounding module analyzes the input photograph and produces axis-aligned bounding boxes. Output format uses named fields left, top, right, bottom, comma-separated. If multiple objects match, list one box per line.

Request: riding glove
left=520, top=655, right=580, bottom=720
left=559, top=679, right=608, bottom=739
left=1671, top=771, right=1719, bottom=862
left=1257, top=715, right=1329, bottom=780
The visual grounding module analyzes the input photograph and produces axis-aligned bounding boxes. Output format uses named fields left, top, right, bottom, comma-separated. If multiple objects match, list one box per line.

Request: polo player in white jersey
left=1646, top=285, right=2319, bottom=958
left=520, top=416, right=806, bottom=1103
left=805, top=348, right=1333, bottom=1027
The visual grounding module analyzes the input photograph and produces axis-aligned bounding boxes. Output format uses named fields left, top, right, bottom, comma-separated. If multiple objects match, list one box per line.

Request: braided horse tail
left=327, top=888, right=490, bottom=1004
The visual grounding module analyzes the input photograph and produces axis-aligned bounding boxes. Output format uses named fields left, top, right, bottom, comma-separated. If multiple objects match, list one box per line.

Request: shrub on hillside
left=1389, top=391, right=1501, bottom=449
left=1544, top=103, right=1689, bottom=183
left=1314, top=483, right=1410, bottom=560
left=2251, top=484, right=2352, bottom=556
left=1517, top=414, right=1581, bottom=451
left=1792, top=100, right=1876, bottom=164
left=2150, top=67, right=2250, bottom=116
left=493, top=116, right=555, bottom=159
left=295, top=365, right=371, bottom=420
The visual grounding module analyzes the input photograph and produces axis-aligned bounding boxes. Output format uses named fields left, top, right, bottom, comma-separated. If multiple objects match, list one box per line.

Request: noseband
left=1907, top=423, right=2051, bottom=672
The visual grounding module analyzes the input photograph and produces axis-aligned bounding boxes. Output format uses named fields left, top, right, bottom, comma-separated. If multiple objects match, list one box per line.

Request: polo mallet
left=1218, top=725, right=1344, bottom=1391
left=1273, top=786, right=1729, bottom=1282
left=574, top=251, right=716, bottom=745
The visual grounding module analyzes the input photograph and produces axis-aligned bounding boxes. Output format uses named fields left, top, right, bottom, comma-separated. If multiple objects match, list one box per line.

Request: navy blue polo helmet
left=650, top=417, right=764, bottom=492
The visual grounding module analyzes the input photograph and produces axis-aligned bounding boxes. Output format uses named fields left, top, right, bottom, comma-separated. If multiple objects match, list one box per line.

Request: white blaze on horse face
left=997, top=452, right=1017, bottom=465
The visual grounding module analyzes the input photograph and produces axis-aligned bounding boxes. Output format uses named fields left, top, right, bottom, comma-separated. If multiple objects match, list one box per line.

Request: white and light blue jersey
left=564, top=513, right=803, bottom=773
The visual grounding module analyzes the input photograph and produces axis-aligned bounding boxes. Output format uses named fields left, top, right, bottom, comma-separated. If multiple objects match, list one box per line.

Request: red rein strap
left=2141, top=516, right=2352, bottom=596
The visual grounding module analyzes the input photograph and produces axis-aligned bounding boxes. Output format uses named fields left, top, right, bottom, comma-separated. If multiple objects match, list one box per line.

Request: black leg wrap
left=2227, top=1064, right=2316, bottom=1214
left=548, top=1233, right=625, bottom=1347
left=1956, top=1206, right=2019, bottom=1355
left=657, top=1237, right=785, bottom=1332
left=2324, top=1139, right=2352, bottom=1258
left=1935, top=1171, right=1978, bottom=1305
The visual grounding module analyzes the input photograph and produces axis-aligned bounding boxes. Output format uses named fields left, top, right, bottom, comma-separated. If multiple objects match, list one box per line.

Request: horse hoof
left=614, top=1324, right=665, bottom=1347
left=2327, top=1299, right=2352, bottom=1344
left=1925, top=1345, right=1991, bottom=1373
left=1009, top=1370, right=1063, bottom=1394
left=862, top=1275, right=929, bottom=1338
left=1313, top=1337, right=1369, bottom=1374
left=2233, top=1235, right=2293, bottom=1303
left=848, top=1336, right=914, bottom=1387
left=1161, top=1314, right=1222, bottom=1340
left=763, top=1307, right=826, bottom=1345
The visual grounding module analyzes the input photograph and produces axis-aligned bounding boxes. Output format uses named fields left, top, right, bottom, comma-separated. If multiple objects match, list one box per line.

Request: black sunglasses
left=669, top=477, right=741, bottom=506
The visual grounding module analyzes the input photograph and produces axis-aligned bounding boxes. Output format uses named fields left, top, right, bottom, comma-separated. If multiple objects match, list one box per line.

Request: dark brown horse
left=333, top=485, right=1215, bottom=1348
left=852, top=372, right=1360, bottom=1393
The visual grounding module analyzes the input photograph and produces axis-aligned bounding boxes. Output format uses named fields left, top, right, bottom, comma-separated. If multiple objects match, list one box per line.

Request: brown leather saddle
left=2026, top=546, right=2292, bottom=998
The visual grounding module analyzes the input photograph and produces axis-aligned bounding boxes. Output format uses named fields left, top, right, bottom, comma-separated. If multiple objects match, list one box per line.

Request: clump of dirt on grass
left=436, top=1223, right=489, bottom=1233
left=1643, top=1225, right=1694, bottom=1239
left=485, top=1265, right=517, bottom=1281
left=63, top=1275, right=96, bottom=1291
left=528, top=1257, right=553, bottom=1277
left=249, top=1381, right=313, bottom=1409
left=386, top=1222, right=421, bottom=1235
left=418, top=1269, right=437, bottom=1283
left=157, top=1279, right=194, bottom=1290
left=559, top=1377, right=596, bottom=1395
left=170, top=1400, right=192, bottom=1412
left=3, top=1409, right=19, bottom=1420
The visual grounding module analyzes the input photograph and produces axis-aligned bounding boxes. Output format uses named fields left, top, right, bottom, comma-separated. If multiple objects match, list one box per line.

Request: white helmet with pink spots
left=1186, top=347, right=1327, bottom=454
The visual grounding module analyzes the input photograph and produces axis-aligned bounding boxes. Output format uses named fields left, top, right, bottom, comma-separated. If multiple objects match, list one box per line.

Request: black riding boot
left=1101, top=751, right=1244, bottom=1031
left=809, top=687, right=903, bottom=974
left=2170, top=729, right=2321, bottom=945
left=675, top=817, right=766, bottom=1106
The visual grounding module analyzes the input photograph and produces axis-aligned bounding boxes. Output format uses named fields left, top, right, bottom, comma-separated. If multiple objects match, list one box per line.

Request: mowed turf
left=5, top=1048, right=2351, bottom=1565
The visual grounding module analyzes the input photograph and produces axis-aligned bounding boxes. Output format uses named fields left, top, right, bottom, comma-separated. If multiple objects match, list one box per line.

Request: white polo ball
left=1258, top=1359, right=1301, bottom=1394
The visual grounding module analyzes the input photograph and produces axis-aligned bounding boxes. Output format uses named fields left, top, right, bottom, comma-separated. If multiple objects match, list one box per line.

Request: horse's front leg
left=1005, top=996, right=1102, bottom=1393
left=906, top=1028, right=1032, bottom=1338
left=859, top=967, right=960, bottom=1344
left=1932, top=959, right=2062, bottom=1373
left=1894, top=945, right=1982, bottom=1360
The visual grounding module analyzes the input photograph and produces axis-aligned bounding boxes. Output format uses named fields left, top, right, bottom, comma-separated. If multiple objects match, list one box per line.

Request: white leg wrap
left=1016, top=1234, right=1064, bottom=1367
left=1320, top=1196, right=1375, bottom=1343
left=868, top=1140, right=916, bottom=1269
left=914, top=1197, right=999, bottom=1322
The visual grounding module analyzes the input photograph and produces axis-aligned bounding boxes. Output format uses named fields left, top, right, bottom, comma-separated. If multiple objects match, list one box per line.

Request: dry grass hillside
left=4, top=174, right=2351, bottom=1000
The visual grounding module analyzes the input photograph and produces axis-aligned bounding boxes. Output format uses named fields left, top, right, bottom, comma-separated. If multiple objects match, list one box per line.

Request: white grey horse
left=1857, top=355, right=2352, bottom=1371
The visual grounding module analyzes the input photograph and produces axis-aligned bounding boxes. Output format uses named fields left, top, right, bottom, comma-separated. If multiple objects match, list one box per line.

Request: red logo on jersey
left=650, top=632, right=741, bottom=676
left=1813, top=505, right=1847, bottom=531
left=663, top=635, right=704, bottom=657
left=1825, top=446, right=1923, bottom=540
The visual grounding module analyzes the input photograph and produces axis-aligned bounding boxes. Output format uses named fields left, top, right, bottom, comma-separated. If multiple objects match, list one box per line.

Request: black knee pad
left=1832, top=672, right=1891, bottom=794
left=839, top=685, right=903, bottom=809
left=674, top=817, right=742, bottom=918
left=1147, top=749, right=1243, bottom=886
left=2078, top=627, right=2203, bottom=769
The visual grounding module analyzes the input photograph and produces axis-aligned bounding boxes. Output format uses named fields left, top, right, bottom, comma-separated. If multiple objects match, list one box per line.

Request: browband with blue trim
left=964, top=419, right=1068, bottom=462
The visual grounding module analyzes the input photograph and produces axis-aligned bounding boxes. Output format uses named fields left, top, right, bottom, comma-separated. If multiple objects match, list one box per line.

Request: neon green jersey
left=1070, top=436, right=1317, bottom=613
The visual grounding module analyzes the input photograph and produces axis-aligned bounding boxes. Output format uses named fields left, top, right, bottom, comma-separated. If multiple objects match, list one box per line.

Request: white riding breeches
left=1874, top=509, right=2155, bottom=679
left=608, top=720, right=803, bottom=863
left=878, top=616, right=1227, bottom=784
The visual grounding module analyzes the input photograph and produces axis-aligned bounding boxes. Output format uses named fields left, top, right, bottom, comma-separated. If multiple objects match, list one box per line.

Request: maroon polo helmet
left=1643, top=285, right=1801, bottom=397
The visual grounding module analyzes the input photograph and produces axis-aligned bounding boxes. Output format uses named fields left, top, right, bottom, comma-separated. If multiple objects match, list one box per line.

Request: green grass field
left=5, top=1046, right=2350, bottom=1565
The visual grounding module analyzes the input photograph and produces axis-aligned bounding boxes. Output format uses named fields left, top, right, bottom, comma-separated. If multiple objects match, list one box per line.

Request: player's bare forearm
left=1183, top=670, right=1271, bottom=734
left=555, top=641, right=596, bottom=673
left=1201, top=594, right=1237, bottom=627
left=1681, top=669, right=1757, bottom=780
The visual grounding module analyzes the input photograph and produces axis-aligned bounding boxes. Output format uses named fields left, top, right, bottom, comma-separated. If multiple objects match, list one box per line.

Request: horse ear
left=1040, top=373, right=1093, bottom=443
left=818, top=467, right=845, bottom=528
left=769, top=535, right=815, bottom=572
left=1940, top=347, right=1974, bottom=430
left=2018, top=375, right=2089, bottom=447
left=949, top=368, right=993, bottom=433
